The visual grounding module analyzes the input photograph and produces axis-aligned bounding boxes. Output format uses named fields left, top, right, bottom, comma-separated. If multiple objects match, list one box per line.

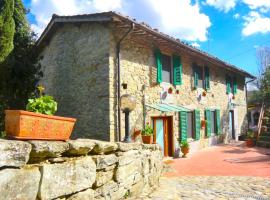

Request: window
left=205, top=109, right=221, bottom=136
left=210, top=111, right=217, bottom=134
left=161, top=54, right=172, bottom=83
left=193, top=63, right=210, bottom=90
left=154, top=49, right=182, bottom=85
left=197, top=67, right=203, bottom=88
left=226, top=75, right=237, bottom=94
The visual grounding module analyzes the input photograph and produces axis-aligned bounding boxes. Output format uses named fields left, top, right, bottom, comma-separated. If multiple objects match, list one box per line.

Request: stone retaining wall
left=0, top=139, right=163, bottom=200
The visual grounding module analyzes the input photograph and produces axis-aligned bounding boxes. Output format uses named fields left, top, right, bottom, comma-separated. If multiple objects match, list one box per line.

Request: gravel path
left=134, top=176, right=270, bottom=200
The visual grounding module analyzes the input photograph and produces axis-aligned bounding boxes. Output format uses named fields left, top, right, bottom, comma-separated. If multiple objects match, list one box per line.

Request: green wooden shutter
left=193, top=63, right=198, bottom=88
left=215, top=109, right=221, bottom=135
left=154, top=49, right=162, bottom=83
left=233, top=77, right=237, bottom=94
left=194, top=110, right=201, bottom=140
left=205, top=109, right=211, bottom=137
left=173, top=55, right=182, bottom=85
left=179, top=111, right=188, bottom=142
left=226, top=76, right=231, bottom=94
left=204, top=66, right=210, bottom=91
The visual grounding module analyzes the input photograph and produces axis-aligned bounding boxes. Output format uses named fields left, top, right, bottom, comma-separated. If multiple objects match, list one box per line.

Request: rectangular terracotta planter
left=5, top=110, right=76, bottom=141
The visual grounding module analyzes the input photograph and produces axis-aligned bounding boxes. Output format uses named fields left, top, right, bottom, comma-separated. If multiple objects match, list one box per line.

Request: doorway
left=229, top=110, right=235, bottom=140
left=152, top=117, right=173, bottom=157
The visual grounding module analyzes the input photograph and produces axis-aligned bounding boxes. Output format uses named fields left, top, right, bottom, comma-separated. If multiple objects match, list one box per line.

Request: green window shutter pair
left=205, top=109, right=211, bottom=137
left=226, top=76, right=231, bottom=94
left=154, top=49, right=182, bottom=85
left=173, top=55, right=182, bottom=85
left=155, top=49, right=162, bottom=83
left=233, top=77, right=237, bottom=94
left=215, top=109, right=221, bottom=135
left=194, top=110, right=201, bottom=140
left=179, top=111, right=188, bottom=142
left=193, top=63, right=198, bottom=88
left=204, top=66, right=210, bottom=91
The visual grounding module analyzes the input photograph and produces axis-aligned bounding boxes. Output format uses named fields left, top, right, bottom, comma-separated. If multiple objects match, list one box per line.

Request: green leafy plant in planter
left=179, top=140, right=190, bottom=157
left=246, top=129, right=255, bottom=147
left=26, top=86, right=57, bottom=115
left=141, top=123, right=154, bottom=144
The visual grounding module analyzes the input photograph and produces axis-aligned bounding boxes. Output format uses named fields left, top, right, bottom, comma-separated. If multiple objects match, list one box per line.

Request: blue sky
left=23, top=0, right=270, bottom=76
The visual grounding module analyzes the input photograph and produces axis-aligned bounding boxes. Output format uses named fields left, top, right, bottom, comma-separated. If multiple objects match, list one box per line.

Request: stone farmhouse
left=37, top=12, right=255, bottom=157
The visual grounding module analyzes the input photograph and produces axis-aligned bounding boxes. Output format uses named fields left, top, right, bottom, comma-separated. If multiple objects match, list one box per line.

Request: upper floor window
left=161, top=54, right=172, bottom=84
left=154, top=49, right=182, bottom=85
left=193, top=63, right=210, bottom=90
left=226, top=75, right=237, bottom=94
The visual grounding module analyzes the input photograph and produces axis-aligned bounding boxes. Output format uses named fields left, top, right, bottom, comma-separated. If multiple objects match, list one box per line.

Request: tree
left=0, top=0, right=15, bottom=63
left=0, top=0, right=41, bottom=129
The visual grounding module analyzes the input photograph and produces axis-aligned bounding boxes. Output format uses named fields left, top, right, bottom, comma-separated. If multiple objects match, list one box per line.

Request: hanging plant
left=176, top=89, right=180, bottom=94
left=202, top=90, right=207, bottom=97
left=168, top=87, right=173, bottom=94
left=232, top=95, right=235, bottom=100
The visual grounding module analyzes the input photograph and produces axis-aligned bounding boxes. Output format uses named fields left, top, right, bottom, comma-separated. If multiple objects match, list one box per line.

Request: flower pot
left=5, top=110, right=76, bottom=141
left=168, top=88, right=173, bottom=94
left=201, top=120, right=206, bottom=129
left=181, top=147, right=189, bottom=157
left=142, top=135, right=153, bottom=144
left=202, top=91, right=207, bottom=97
left=246, top=138, right=254, bottom=147
left=133, top=130, right=141, bottom=141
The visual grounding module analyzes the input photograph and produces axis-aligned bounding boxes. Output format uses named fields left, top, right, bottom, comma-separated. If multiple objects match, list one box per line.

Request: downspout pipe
left=245, top=78, right=256, bottom=129
left=116, top=23, right=135, bottom=142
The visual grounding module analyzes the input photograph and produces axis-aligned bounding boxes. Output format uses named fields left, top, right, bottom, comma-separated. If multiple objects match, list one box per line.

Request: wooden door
left=153, top=117, right=173, bottom=157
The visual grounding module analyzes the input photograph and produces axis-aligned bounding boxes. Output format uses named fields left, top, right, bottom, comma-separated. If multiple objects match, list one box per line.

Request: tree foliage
left=0, top=0, right=41, bottom=129
left=0, top=0, right=15, bottom=63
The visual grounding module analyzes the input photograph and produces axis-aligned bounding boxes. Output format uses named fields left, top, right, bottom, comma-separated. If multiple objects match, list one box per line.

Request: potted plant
left=176, top=89, right=180, bottom=94
left=202, top=90, right=207, bottom=97
left=141, top=123, right=153, bottom=144
left=5, top=86, right=76, bottom=141
left=201, top=120, right=206, bottom=129
left=180, top=141, right=190, bottom=157
left=168, top=87, right=173, bottom=94
left=246, top=130, right=255, bottom=147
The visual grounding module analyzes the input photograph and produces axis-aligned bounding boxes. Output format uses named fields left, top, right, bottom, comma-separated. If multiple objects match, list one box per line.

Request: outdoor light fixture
left=120, top=94, right=136, bottom=142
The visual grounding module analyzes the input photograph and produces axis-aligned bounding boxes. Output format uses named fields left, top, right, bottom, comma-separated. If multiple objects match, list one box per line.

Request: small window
left=197, top=67, right=203, bottom=88
left=161, top=54, right=172, bottom=83
left=187, top=112, right=194, bottom=139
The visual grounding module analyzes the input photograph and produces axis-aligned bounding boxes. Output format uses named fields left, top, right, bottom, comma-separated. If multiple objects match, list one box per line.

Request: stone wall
left=0, top=139, right=163, bottom=200
left=109, top=32, right=247, bottom=152
left=39, top=22, right=112, bottom=140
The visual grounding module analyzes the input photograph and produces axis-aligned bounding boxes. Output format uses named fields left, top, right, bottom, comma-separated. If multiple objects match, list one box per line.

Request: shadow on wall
left=42, top=26, right=110, bottom=140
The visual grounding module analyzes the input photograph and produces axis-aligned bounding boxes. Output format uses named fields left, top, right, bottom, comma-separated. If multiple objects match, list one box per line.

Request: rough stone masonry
left=0, top=139, right=163, bottom=200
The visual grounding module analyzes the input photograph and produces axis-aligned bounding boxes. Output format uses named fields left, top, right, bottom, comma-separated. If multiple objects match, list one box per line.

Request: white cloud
left=29, top=0, right=211, bottom=42
left=191, top=42, right=200, bottom=48
left=205, top=0, right=237, bottom=12
left=233, top=13, right=240, bottom=19
left=148, top=0, right=211, bottom=41
left=242, top=0, right=270, bottom=10
left=242, top=11, right=270, bottom=36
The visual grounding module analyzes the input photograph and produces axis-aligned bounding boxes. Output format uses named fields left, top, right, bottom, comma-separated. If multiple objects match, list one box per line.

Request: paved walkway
left=133, top=142, right=270, bottom=199
left=139, top=176, right=270, bottom=200
left=165, top=142, right=270, bottom=177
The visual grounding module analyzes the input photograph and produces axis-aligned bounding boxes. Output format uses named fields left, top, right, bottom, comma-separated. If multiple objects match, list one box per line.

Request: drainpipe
left=116, top=23, right=135, bottom=142
left=245, top=78, right=256, bottom=129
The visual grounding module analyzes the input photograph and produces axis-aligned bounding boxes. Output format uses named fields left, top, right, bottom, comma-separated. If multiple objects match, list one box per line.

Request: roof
left=36, top=11, right=255, bottom=79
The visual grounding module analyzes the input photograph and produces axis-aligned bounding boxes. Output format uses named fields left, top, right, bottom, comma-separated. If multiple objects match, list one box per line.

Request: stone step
left=256, top=141, right=270, bottom=148
left=258, top=135, right=270, bottom=142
